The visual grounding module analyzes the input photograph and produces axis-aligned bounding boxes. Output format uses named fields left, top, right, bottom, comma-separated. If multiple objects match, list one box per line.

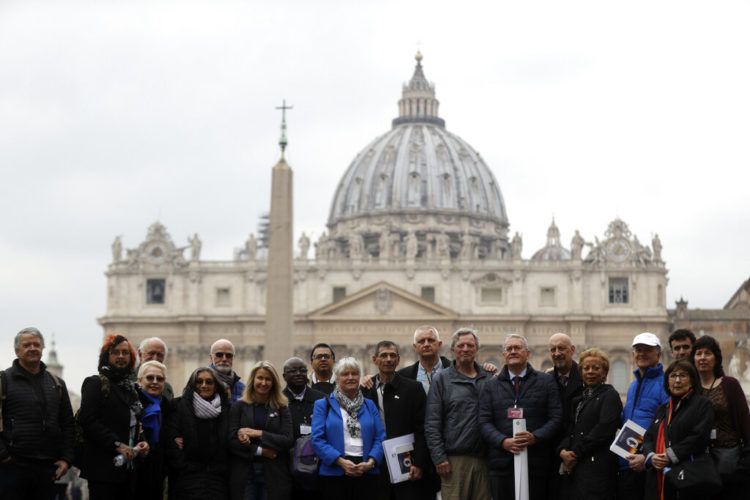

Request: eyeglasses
left=284, top=367, right=307, bottom=375
left=668, top=372, right=690, bottom=380
left=313, top=354, right=332, bottom=361
left=504, top=345, right=525, bottom=353
left=196, top=378, right=215, bottom=386
left=143, top=375, right=165, bottom=383
left=213, top=352, right=234, bottom=359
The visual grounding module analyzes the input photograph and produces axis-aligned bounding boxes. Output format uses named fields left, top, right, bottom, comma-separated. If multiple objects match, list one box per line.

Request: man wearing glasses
left=309, top=343, right=336, bottom=395
left=617, top=332, right=669, bottom=500
left=479, top=334, right=561, bottom=500
left=208, top=339, right=244, bottom=402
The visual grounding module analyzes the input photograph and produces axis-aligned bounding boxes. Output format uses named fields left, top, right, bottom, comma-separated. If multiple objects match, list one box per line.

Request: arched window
left=611, top=359, right=629, bottom=393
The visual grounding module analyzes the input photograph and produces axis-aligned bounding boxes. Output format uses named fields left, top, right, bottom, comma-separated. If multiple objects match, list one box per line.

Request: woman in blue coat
left=311, top=356, right=385, bottom=500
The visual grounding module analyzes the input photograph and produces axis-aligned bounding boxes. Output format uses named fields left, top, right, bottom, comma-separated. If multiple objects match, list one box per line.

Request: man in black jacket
left=479, top=334, right=562, bottom=500
left=0, top=327, right=75, bottom=500
left=397, top=325, right=451, bottom=394
left=282, top=356, right=325, bottom=500
left=546, top=333, right=583, bottom=498
left=363, top=341, right=430, bottom=500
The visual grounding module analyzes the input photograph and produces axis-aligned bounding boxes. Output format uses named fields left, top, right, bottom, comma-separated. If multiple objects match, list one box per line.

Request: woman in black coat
left=557, top=348, right=622, bottom=500
left=638, top=360, right=714, bottom=500
left=134, top=360, right=172, bottom=500
left=78, top=334, right=150, bottom=500
left=229, top=361, right=294, bottom=500
left=166, top=367, right=231, bottom=500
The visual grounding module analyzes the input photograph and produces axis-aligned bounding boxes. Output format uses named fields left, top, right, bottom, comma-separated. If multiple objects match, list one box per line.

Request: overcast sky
left=1, top=0, right=748, bottom=391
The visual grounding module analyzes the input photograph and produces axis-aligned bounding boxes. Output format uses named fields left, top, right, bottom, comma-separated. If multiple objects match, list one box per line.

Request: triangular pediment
left=308, top=281, right=458, bottom=321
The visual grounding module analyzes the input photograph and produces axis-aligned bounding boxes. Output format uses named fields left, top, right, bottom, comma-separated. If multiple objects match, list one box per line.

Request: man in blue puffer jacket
left=617, top=332, right=669, bottom=500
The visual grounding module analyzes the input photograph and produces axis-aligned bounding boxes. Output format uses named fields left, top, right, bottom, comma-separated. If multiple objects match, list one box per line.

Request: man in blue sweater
left=617, top=332, right=669, bottom=500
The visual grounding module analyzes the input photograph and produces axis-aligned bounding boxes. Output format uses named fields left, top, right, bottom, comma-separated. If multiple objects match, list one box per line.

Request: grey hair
left=451, top=327, right=480, bottom=349
left=413, top=325, right=440, bottom=343
left=283, top=356, right=306, bottom=371
left=210, top=338, right=235, bottom=355
left=137, top=360, right=167, bottom=381
left=138, top=337, right=168, bottom=356
left=504, top=334, right=529, bottom=351
left=333, top=357, right=363, bottom=378
left=15, top=327, right=45, bottom=350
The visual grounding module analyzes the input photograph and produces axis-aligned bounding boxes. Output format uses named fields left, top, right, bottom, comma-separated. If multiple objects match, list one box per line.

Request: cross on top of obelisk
left=276, top=99, right=293, bottom=158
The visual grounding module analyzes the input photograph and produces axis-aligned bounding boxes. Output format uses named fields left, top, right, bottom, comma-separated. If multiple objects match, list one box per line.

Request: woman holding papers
left=311, top=357, right=386, bottom=500
left=639, top=360, right=714, bottom=500
left=690, top=335, right=750, bottom=500
left=557, top=348, right=622, bottom=500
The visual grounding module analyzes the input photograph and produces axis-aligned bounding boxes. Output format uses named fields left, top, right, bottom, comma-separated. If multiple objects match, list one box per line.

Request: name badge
left=300, top=424, right=312, bottom=435
left=710, top=428, right=717, bottom=440
left=507, top=407, right=524, bottom=419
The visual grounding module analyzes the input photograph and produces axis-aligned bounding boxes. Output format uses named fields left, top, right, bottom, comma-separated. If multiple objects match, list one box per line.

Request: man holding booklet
left=617, top=332, right=669, bottom=500
left=362, top=340, right=430, bottom=500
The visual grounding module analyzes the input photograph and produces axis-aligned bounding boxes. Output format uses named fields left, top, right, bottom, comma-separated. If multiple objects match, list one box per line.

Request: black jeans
left=0, top=459, right=57, bottom=500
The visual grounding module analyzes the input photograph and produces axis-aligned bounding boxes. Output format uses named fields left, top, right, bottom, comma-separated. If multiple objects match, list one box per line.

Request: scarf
left=140, top=390, right=162, bottom=445
left=192, top=391, right=223, bottom=419
left=334, top=385, right=365, bottom=439
left=210, top=364, right=234, bottom=392
left=100, top=365, right=143, bottom=427
left=655, top=390, right=691, bottom=500
left=574, top=383, right=602, bottom=423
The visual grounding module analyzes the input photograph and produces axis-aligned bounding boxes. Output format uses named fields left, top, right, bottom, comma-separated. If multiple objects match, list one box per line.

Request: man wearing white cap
left=616, top=332, right=669, bottom=500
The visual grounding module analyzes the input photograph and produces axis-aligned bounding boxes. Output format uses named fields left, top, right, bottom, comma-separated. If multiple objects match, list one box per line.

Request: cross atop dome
left=392, top=52, right=445, bottom=128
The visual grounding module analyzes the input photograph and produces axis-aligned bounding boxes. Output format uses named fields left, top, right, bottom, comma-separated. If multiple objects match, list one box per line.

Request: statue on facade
left=349, top=233, right=363, bottom=259
left=315, top=232, right=327, bottom=261
left=436, top=232, right=450, bottom=259
left=511, top=232, right=523, bottom=260
left=379, top=231, right=390, bottom=260
left=652, top=233, right=663, bottom=262
left=405, top=232, right=418, bottom=260
left=389, top=232, right=402, bottom=258
left=298, top=232, right=310, bottom=260
left=570, top=230, right=584, bottom=260
left=632, top=236, right=652, bottom=265
left=245, top=233, right=257, bottom=261
left=585, top=237, right=604, bottom=264
left=188, top=233, right=202, bottom=261
left=111, top=236, right=122, bottom=263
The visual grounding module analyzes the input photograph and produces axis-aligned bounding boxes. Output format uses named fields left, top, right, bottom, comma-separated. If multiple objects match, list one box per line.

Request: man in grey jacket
left=424, top=327, right=491, bottom=500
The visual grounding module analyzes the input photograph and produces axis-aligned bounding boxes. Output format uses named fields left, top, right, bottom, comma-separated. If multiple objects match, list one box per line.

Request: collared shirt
left=310, top=373, right=334, bottom=385
left=416, top=360, right=445, bottom=395
left=288, top=386, right=306, bottom=401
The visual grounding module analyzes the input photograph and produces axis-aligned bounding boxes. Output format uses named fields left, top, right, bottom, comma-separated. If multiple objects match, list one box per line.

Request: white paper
left=513, top=418, right=529, bottom=500
left=609, top=419, right=647, bottom=459
left=382, top=433, right=415, bottom=484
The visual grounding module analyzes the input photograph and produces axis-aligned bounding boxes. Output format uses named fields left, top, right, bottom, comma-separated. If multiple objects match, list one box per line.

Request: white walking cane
left=513, top=418, right=529, bottom=500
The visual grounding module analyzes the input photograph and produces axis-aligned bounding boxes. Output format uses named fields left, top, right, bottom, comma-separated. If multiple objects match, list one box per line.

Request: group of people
left=1, top=325, right=749, bottom=500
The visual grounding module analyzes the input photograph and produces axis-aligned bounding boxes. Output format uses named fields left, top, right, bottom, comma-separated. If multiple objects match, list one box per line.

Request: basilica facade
left=99, top=54, right=670, bottom=393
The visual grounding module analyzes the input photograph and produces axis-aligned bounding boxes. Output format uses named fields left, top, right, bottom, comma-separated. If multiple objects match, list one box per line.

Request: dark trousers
left=616, top=469, right=645, bottom=500
left=375, top=466, right=430, bottom=500
left=87, top=480, right=135, bottom=500
left=490, top=472, right=548, bottom=500
left=0, top=460, right=57, bottom=500
left=321, top=474, right=378, bottom=500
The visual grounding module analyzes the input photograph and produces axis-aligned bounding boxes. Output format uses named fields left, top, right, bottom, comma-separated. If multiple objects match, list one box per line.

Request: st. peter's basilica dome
left=324, top=53, right=509, bottom=260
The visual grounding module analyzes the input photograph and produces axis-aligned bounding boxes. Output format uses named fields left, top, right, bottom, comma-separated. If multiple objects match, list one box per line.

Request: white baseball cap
left=632, top=332, right=661, bottom=348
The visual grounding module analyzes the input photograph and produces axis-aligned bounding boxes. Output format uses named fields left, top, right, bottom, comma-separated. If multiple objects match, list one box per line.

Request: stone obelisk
left=264, top=100, right=294, bottom=371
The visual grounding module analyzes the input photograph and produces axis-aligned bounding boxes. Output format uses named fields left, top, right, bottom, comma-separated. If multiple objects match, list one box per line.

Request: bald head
left=549, top=332, right=575, bottom=375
